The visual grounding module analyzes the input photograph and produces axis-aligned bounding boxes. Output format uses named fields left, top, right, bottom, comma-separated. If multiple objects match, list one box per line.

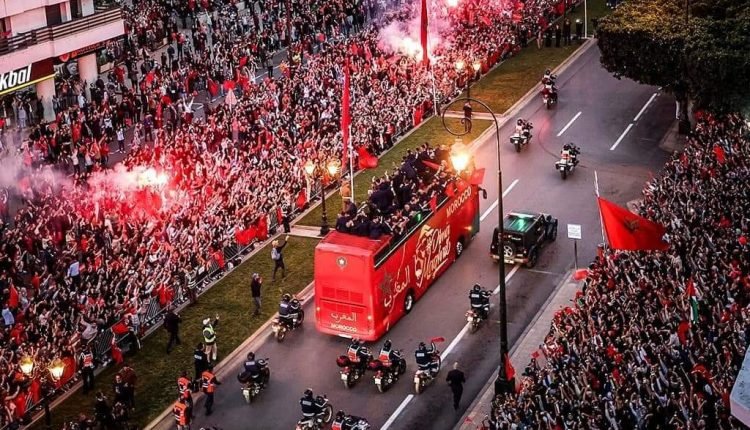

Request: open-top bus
left=314, top=179, right=482, bottom=341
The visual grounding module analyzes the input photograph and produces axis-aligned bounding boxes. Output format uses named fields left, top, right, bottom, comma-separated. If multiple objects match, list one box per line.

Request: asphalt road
left=151, top=42, right=675, bottom=430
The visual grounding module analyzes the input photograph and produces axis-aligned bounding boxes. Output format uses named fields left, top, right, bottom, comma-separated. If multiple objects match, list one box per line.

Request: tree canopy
left=597, top=0, right=750, bottom=113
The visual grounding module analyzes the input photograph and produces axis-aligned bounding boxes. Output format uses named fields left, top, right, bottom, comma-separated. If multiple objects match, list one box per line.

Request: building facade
left=0, top=0, right=124, bottom=123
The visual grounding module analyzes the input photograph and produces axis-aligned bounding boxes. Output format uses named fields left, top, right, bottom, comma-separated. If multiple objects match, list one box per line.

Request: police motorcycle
left=237, top=353, right=270, bottom=404
left=331, top=411, right=371, bottom=430
left=369, top=340, right=407, bottom=393
left=413, top=338, right=444, bottom=394
left=272, top=293, right=305, bottom=342
left=541, top=70, right=558, bottom=110
left=510, top=119, right=533, bottom=153
left=296, top=391, right=333, bottom=430
left=467, top=284, right=491, bottom=333
left=336, top=340, right=372, bottom=389
left=555, top=143, right=580, bottom=180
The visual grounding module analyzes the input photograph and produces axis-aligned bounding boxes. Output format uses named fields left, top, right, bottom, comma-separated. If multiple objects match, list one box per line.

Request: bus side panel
left=314, top=249, right=374, bottom=338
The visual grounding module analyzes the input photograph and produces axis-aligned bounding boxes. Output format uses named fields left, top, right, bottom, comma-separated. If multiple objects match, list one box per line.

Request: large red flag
left=420, top=0, right=429, bottom=67
left=341, top=62, right=351, bottom=164
left=597, top=197, right=669, bottom=251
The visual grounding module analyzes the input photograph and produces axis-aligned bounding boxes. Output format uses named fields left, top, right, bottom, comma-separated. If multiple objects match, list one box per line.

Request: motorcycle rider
left=243, top=352, right=269, bottom=387
left=300, top=389, right=324, bottom=421
left=279, top=293, right=301, bottom=328
left=378, top=340, right=403, bottom=379
left=541, top=69, right=558, bottom=102
left=561, top=143, right=580, bottom=165
left=515, top=119, right=532, bottom=141
left=469, top=284, right=491, bottom=320
left=347, top=339, right=371, bottom=373
left=332, top=410, right=367, bottom=430
left=415, top=341, right=439, bottom=376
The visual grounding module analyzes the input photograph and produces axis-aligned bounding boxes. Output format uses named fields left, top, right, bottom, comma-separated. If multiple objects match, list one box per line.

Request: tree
left=597, top=0, right=750, bottom=125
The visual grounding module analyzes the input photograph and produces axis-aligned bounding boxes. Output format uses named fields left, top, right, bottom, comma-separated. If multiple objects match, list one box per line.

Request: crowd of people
left=490, top=114, right=749, bottom=429
left=0, top=0, right=578, bottom=427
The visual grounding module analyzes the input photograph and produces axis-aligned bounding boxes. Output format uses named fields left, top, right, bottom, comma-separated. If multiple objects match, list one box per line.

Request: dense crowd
left=0, top=0, right=572, bottom=426
left=490, top=114, right=749, bottom=429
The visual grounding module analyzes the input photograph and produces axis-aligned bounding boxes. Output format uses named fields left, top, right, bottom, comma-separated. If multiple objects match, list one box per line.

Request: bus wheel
left=404, top=291, right=415, bottom=314
left=455, top=238, right=465, bottom=258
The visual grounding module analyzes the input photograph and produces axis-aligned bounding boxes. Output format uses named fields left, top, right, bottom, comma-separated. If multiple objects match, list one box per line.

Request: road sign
left=567, top=224, right=582, bottom=240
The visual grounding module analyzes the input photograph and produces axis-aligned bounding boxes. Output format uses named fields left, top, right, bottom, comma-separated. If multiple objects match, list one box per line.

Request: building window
left=46, top=5, right=63, bottom=27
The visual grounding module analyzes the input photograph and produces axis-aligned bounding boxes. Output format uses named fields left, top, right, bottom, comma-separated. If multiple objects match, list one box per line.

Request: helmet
left=544, top=69, right=551, bottom=76
left=304, top=389, right=313, bottom=398
left=418, top=342, right=426, bottom=351
left=517, top=119, right=523, bottom=126
left=336, top=411, right=346, bottom=420
left=350, top=339, right=361, bottom=347
left=473, top=283, right=481, bottom=292
left=282, top=293, right=291, bottom=302
left=383, top=340, right=392, bottom=350
left=246, top=352, right=255, bottom=361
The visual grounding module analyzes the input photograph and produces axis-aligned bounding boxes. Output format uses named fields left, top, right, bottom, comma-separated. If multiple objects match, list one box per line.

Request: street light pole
left=440, top=97, right=511, bottom=394
left=320, top=182, right=330, bottom=236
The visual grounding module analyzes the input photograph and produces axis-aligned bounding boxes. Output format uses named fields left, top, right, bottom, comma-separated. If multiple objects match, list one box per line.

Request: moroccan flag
left=420, top=0, right=429, bottom=67
left=504, top=353, right=516, bottom=380
left=429, top=194, right=437, bottom=212
left=341, top=62, right=351, bottom=164
left=223, top=80, right=236, bottom=91
left=597, top=197, right=669, bottom=251
left=423, top=160, right=441, bottom=170
left=357, top=146, right=378, bottom=169
left=713, top=145, right=726, bottom=164
left=469, top=168, right=486, bottom=185
left=257, top=216, right=269, bottom=241
left=296, top=189, right=308, bottom=209
left=208, top=78, right=219, bottom=97
left=276, top=206, right=283, bottom=224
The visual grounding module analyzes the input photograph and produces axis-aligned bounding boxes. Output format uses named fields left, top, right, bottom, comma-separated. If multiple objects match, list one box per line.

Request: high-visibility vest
left=203, top=325, right=216, bottom=344
left=177, top=376, right=190, bottom=392
left=201, top=371, right=215, bottom=393
left=173, top=401, right=188, bottom=425
left=81, top=352, right=94, bottom=368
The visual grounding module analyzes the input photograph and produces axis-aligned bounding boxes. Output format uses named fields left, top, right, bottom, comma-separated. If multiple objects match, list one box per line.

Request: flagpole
left=430, top=66, right=440, bottom=118
left=349, top=129, right=355, bottom=205
left=594, top=170, right=607, bottom=247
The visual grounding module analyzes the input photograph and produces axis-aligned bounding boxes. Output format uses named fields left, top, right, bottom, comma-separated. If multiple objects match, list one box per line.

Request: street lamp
left=441, top=97, right=513, bottom=395
left=48, top=358, right=66, bottom=382
left=19, top=355, right=35, bottom=376
left=455, top=60, right=482, bottom=99
left=304, top=158, right=342, bottom=236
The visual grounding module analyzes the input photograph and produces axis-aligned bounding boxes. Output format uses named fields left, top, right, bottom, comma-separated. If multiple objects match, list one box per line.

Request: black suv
left=490, top=211, right=558, bottom=268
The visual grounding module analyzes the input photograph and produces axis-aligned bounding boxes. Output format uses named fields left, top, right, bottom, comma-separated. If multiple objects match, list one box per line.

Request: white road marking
left=480, top=179, right=520, bottom=221
left=381, top=265, right=519, bottom=428
left=556, top=111, right=582, bottom=137
left=633, top=93, right=658, bottom=122
left=609, top=123, right=634, bottom=151
left=380, top=395, right=415, bottom=430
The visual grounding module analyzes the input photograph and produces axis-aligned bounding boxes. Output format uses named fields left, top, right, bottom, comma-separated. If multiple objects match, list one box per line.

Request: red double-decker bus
left=314, top=180, right=481, bottom=341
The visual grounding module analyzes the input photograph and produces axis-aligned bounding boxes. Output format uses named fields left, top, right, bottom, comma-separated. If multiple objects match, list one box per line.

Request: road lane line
left=633, top=93, right=658, bottom=122
left=480, top=179, right=519, bottom=222
left=609, top=123, right=634, bottom=151
left=380, top=395, right=415, bottom=430
left=556, top=111, right=582, bottom=137
left=382, top=265, right=519, bottom=429
left=442, top=265, right=520, bottom=360
left=493, top=265, right=520, bottom=295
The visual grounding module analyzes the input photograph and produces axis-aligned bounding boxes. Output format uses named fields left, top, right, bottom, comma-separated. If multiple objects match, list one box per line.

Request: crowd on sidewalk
left=0, top=0, right=578, bottom=427
left=489, top=114, right=749, bottom=429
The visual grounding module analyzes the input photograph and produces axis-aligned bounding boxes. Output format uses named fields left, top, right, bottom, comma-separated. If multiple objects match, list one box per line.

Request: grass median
left=42, top=237, right=320, bottom=429
left=298, top=117, right=493, bottom=227
left=466, top=0, right=610, bottom=114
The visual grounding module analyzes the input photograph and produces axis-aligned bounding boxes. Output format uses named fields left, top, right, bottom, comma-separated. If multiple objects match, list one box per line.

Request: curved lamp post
left=304, top=157, right=342, bottom=236
left=441, top=97, right=513, bottom=395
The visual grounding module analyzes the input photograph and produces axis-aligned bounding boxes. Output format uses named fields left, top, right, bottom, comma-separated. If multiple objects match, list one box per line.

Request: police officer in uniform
left=201, top=364, right=221, bottom=415
left=469, top=284, right=491, bottom=320
left=202, top=314, right=220, bottom=363
left=193, top=342, right=209, bottom=385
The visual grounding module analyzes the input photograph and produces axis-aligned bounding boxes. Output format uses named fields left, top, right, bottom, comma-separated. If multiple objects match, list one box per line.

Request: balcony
left=0, top=6, right=124, bottom=71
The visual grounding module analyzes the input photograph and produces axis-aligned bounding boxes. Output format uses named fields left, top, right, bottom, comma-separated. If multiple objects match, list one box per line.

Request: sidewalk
left=455, top=271, right=582, bottom=430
